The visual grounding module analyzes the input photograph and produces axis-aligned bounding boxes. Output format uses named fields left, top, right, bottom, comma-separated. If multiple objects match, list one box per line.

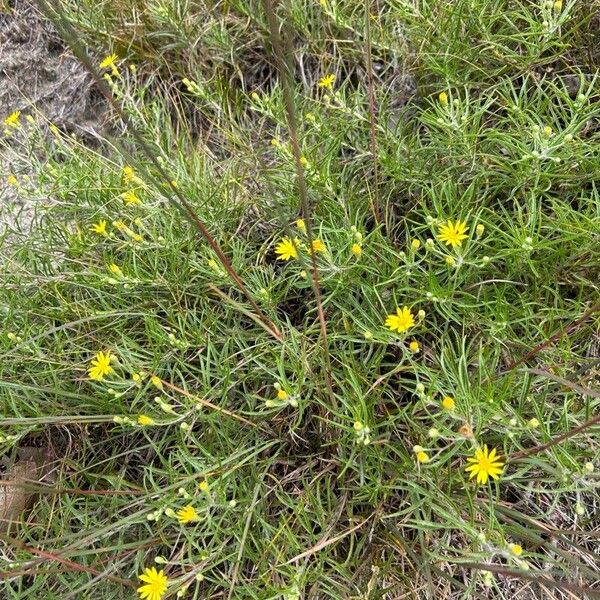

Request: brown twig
left=37, top=0, right=282, bottom=342
left=161, top=378, right=265, bottom=430
left=509, top=369, right=599, bottom=460
left=501, top=301, right=600, bottom=375
left=457, top=562, right=600, bottom=598
left=364, top=0, right=381, bottom=226
left=0, top=535, right=136, bottom=588
left=262, top=0, right=336, bottom=408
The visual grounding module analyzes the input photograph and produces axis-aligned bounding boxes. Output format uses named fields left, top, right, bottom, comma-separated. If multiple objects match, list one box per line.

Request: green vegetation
left=1, top=0, right=599, bottom=598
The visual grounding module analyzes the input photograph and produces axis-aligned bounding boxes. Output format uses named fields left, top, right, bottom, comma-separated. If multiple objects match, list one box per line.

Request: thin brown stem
left=500, top=301, right=600, bottom=375
left=364, top=0, right=381, bottom=226
left=37, top=0, right=282, bottom=342
left=262, top=0, right=336, bottom=408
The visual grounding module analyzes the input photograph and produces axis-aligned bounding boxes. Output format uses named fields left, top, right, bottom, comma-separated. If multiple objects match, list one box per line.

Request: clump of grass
left=1, top=1, right=599, bottom=598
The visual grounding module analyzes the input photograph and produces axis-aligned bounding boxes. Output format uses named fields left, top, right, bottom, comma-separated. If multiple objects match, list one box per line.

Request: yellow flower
left=438, top=92, right=448, bottom=106
left=438, top=220, right=469, bottom=247
left=277, top=389, right=288, bottom=400
left=275, top=237, right=298, bottom=261
left=475, top=224, right=485, bottom=237
left=299, top=156, right=309, bottom=168
left=553, top=0, right=562, bottom=9
left=409, top=340, right=420, bottom=353
left=385, top=306, right=415, bottom=333
left=311, top=239, right=326, bottom=254
left=90, top=219, right=107, bottom=236
left=318, top=73, right=336, bottom=90
left=199, top=480, right=209, bottom=492
left=132, top=372, right=142, bottom=383
left=137, top=566, right=168, bottom=600
left=7, top=175, right=18, bottom=186
left=99, top=53, right=119, bottom=76
left=3, top=110, right=21, bottom=128
left=416, top=450, right=429, bottom=463
left=138, top=414, right=155, bottom=426
left=122, top=165, right=142, bottom=186
left=411, top=239, right=421, bottom=250
left=296, top=218, right=306, bottom=232
left=509, top=543, right=523, bottom=556
left=108, top=263, right=123, bottom=277
left=465, top=445, right=504, bottom=485
left=176, top=504, right=199, bottom=524
left=151, top=375, right=163, bottom=390
left=122, top=165, right=135, bottom=183
left=351, top=243, right=362, bottom=256
left=441, top=396, right=455, bottom=410
left=88, top=351, right=114, bottom=381
left=121, top=190, right=141, bottom=205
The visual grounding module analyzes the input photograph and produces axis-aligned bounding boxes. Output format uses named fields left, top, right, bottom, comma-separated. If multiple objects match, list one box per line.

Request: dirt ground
left=0, top=0, right=104, bottom=230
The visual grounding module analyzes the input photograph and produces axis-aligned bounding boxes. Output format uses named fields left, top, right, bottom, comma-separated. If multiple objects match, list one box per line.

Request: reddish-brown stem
left=364, top=0, right=381, bottom=226
left=501, top=301, right=600, bottom=374
left=37, top=0, right=282, bottom=342
left=262, top=0, right=336, bottom=408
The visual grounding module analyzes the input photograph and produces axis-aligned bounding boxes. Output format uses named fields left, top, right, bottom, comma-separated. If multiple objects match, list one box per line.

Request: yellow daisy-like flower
left=441, top=396, right=455, bottom=410
left=100, top=53, right=119, bottom=76
left=311, top=239, right=326, bottom=254
left=151, top=375, right=163, bottom=390
left=416, top=450, right=429, bottom=463
left=318, top=73, right=336, bottom=90
left=296, top=218, right=306, bottom=233
left=176, top=504, right=199, bottom=524
left=88, top=351, right=114, bottom=381
left=509, top=543, right=523, bottom=556
left=275, top=237, right=298, bottom=261
left=3, top=110, right=21, bottom=128
left=438, top=220, right=469, bottom=247
left=277, top=389, right=288, bottom=400
left=351, top=243, right=362, bottom=256
left=7, top=175, right=18, bottom=186
left=438, top=91, right=448, bottom=106
left=137, top=566, right=168, bottom=600
left=409, top=340, right=420, bottom=353
left=121, top=190, right=141, bottom=205
left=465, top=445, right=504, bottom=485
left=122, top=165, right=143, bottom=186
left=108, top=263, right=123, bottom=277
left=138, top=414, right=155, bottom=426
left=90, top=219, right=107, bottom=236
left=122, top=165, right=135, bottom=184
left=199, top=480, right=209, bottom=492
left=385, top=306, right=415, bottom=334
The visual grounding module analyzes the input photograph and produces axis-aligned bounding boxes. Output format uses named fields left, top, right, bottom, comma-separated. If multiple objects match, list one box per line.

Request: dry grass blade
left=160, top=378, right=266, bottom=431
